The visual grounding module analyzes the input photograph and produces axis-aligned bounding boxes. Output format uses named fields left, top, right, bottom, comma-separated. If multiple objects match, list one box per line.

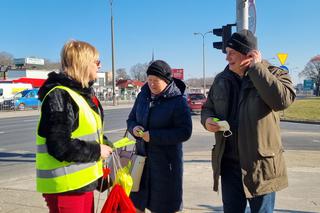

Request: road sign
left=280, top=65, right=289, bottom=71
left=303, top=79, right=314, bottom=90
left=277, top=53, right=288, bottom=65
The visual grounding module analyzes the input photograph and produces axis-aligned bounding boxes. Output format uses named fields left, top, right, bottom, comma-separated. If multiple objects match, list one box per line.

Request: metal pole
left=110, top=0, right=117, bottom=106
left=202, top=35, right=206, bottom=96
left=236, top=0, right=249, bottom=32
left=194, top=31, right=211, bottom=96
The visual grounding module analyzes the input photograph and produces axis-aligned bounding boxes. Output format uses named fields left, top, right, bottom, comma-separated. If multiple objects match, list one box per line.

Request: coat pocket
left=257, top=148, right=285, bottom=181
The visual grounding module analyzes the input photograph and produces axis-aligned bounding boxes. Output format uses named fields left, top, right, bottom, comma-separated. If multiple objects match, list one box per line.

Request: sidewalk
left=0, top=150, right=319, bottom=212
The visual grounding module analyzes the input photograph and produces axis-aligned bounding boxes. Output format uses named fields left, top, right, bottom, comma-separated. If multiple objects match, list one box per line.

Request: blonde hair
left=61, top=40, right=99, bottom=88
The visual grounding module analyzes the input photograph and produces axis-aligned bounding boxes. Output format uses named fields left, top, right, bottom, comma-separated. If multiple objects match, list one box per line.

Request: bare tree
left=0, top=52, right=13, bottom=66
left=43, top=59, right=61, bottom=70
left=185, top=77, right=215, bottom=88
left=130, top=62, right=148, bottom=81
left=299, top=55, right=320, bottom=96
left=116, top=68, right=130, bottom=80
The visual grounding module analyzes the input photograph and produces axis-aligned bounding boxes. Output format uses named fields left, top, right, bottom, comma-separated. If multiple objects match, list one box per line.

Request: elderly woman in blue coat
left=127, top=60, right=192, bottom=213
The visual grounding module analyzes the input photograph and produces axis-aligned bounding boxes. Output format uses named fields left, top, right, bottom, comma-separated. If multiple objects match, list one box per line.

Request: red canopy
left=116, top=79, right=145, bottom=89
left=12, top=78, right=46, bottom=88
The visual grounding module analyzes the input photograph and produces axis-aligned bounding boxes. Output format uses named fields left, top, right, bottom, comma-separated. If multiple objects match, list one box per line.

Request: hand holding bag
left=110, top=130, right=146, bottom=192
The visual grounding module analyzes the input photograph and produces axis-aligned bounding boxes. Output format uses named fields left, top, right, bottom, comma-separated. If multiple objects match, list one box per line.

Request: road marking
left=22, top=119, right=38, bottom=122
left=313, top=139, right=320, bottom=143
left=0, top=131, right=5, bottom=134
left=282, top=131, right=320, bottom=136
left=0, top=149, right=34, bottom=155
left=104, top=128, right=126, bottom=134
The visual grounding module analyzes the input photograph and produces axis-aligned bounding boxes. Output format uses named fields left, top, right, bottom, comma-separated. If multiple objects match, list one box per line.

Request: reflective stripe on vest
left=36, top=86, right=103, bottom=193
left=37, top=132, right=99, bottom=153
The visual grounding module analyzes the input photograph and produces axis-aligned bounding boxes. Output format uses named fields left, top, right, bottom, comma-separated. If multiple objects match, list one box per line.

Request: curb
left=280, top=119, right=320, bottom=125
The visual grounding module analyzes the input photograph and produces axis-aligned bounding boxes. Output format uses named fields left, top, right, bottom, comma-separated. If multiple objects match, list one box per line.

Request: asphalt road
left=0, top=108, right=319, bottom=180
left=0, top=108, right=320, bottom=154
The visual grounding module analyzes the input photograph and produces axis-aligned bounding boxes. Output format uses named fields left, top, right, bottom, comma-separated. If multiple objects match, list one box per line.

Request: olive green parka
left=201, top=61, right=296, bottom=198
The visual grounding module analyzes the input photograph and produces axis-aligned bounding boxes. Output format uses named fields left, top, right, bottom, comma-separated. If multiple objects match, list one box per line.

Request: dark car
left=0, top=98, right=15, bottom=111
left=2, top=98, right=15, bottom=110
left=187, top=93, right=206, bottom=113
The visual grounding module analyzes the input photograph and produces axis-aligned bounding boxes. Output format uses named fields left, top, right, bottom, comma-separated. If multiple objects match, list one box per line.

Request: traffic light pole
left=212, top=24, right=235, bottom=53
left=236, top=0, right=249, bottom=32
left=202, top=35, right=206, bottom=96
left=212, top=0, right=251, bottom=52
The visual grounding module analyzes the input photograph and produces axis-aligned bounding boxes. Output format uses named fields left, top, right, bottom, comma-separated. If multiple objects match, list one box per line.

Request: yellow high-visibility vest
left=36, top=86, right=103, bottom=193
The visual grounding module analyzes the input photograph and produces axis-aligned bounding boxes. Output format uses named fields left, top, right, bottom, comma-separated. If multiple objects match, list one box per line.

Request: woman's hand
left=133, top=126, right=145, bottom=138
left=141, top=131, right=150, bottom=142
left=100, top=144, right=113, bottom=159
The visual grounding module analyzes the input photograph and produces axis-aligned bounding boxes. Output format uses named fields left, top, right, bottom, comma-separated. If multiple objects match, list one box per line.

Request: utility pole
left=110, top=0, right=117, bottom=106
left=236, top=0, right=249, bottom=32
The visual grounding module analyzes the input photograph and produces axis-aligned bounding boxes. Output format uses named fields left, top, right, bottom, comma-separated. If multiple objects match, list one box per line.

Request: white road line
left=0, top=149, right=34, bottom=154
left=313, top=139, right=320, bottom=143
left=104, top=128, right=126, bottom=134
left=22, top=119, right=38, bottom=122
left=281, top=131, right=320, bottom=136
left=0, top=131, right=5, bottom=134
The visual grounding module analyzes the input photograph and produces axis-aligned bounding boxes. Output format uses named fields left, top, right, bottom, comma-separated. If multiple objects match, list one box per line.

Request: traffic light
left=212, top=24, right=233, bottom=53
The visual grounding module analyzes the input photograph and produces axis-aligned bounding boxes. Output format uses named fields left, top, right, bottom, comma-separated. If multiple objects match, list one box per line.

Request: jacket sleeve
left=248, top=63, right=296, bottom=111
left=40, top=89, right=101, bottom=163
left=201, top=77, right=230, bottom=128
left=126, top=95, right=140, bottom=139
left=149, top=97, right=192, bottom=146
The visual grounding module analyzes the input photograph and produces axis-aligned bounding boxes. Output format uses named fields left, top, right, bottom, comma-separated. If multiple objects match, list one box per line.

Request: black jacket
left=37, top=71, right=103, bottom=193
left=127, top=78, right=192, bottom=213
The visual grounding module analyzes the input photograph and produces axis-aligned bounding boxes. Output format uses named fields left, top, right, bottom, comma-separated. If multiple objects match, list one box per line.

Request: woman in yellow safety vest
left=36, top=40, right=113, bottom=213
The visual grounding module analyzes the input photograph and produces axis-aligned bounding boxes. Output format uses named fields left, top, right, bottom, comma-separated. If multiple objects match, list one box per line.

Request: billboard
left=172, top=69, right=184, bottom=80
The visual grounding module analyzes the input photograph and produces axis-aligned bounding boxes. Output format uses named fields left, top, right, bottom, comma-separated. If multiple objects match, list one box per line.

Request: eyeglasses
left=95, top=60, right=101, bottom=66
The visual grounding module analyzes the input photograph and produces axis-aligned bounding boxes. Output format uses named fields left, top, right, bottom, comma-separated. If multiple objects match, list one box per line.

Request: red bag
left=101, top=184, right=136, bottom=213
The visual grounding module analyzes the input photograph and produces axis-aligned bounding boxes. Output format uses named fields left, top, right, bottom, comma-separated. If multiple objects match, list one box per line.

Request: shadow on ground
left=193, top=205, right=318, bottom=213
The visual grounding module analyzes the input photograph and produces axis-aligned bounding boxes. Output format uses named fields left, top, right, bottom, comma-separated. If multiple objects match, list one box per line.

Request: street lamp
left=194, top=30, right=212, bottom=96
left=109, top=0, right=117, bottom=105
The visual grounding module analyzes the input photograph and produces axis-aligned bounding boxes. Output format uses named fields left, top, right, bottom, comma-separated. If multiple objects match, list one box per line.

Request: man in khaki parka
left=201, top=30, right=296, bottom=213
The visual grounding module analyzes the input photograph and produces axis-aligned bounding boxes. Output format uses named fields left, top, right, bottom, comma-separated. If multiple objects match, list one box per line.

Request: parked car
left=0, top=98, right=15, bottom=110
left=14, top=88, right=40, bottom=110
left=186, top=93, right=206, bottom=113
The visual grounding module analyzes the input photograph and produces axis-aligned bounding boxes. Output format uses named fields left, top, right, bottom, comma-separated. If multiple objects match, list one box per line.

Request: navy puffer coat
left=127, top=78, right=192, bottom=213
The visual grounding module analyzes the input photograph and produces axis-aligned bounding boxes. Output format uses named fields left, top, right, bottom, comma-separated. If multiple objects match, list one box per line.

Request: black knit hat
left=146, top=60, right=172, bottom=83
left=226, top=30, right=257, bottom=55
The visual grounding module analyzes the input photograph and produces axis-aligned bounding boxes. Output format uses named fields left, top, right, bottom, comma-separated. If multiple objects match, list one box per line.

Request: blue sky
left=1, top=0, right=319, bottom=84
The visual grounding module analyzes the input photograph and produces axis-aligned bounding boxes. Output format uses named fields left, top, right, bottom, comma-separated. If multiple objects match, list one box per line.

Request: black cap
left=146, top=60, right=172, bottom=83
left=226, top=30, right=257, bottom=55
